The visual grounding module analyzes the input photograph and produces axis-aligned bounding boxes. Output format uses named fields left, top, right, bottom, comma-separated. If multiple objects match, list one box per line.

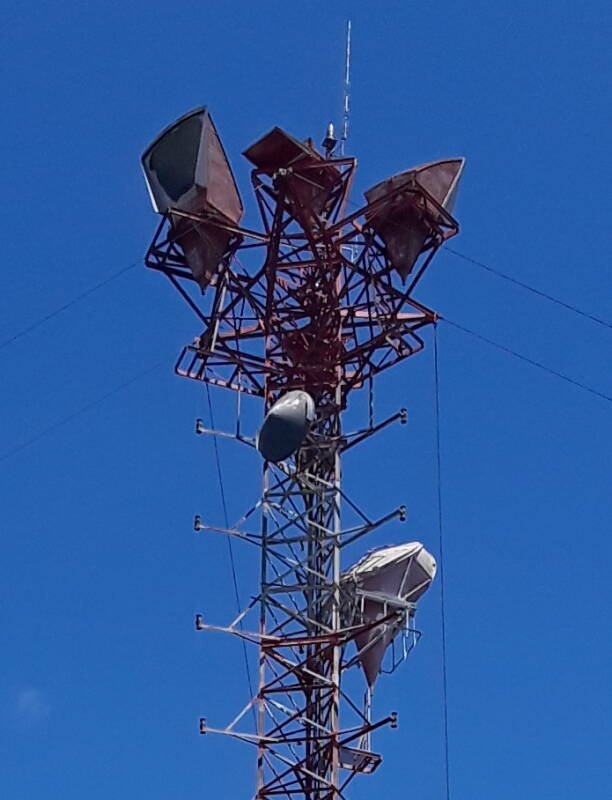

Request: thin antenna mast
left=340, top=19, right=352, bottom=156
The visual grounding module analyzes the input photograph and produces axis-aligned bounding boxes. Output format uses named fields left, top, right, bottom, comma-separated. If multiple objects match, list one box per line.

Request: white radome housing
left=342, top=542, right=437, bottom=685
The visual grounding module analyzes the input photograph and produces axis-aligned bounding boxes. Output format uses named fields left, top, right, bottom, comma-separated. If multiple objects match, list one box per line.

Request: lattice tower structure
left=145, top=135, right=459, bottom=800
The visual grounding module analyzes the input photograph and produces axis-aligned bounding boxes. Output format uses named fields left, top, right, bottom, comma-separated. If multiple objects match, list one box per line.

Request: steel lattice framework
left=145, top=144, right=459, bottom=800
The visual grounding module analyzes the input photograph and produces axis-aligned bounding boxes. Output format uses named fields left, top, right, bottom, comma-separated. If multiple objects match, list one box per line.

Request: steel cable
left=204, top=381, right=257, bottom=723
left=441, top=317, right=612, bottom=405
left=0, top=214, right=208, bottom=355
left=0, top=361, right=162, bottom=463
left=443, top=246, right=612, bottom=331
left=0, top=260, right=139, bottom=352
left=434, top=325, right=452, bottom=800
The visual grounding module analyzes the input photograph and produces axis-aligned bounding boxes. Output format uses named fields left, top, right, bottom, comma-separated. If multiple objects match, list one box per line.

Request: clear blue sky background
left=1, top=1, right=611, bottom=798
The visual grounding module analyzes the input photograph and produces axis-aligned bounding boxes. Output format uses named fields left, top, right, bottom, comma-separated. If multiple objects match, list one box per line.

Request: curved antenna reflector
left=141, top=107, right=243, bottom=287
left=244, top=127, right=348, bottom=220
left=342, top=542, right=436, bottom=686
left=364, top=158, right=465, bottom=281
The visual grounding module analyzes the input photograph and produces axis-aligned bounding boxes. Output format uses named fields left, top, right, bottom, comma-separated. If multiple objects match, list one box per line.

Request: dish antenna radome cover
left=257, top=391, right=316, bottom=463
left=342, top=541, right=436, bottom=686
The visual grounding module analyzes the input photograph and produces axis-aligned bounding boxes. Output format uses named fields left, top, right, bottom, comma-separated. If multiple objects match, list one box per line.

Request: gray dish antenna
left=257, top=391, right=316, bottom=462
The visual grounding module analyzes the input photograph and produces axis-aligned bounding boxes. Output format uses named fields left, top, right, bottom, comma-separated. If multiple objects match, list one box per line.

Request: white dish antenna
left=342, top=542, right=436, bottom=686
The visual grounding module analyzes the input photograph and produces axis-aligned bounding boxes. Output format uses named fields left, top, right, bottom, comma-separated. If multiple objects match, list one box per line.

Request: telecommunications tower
left=142, top=94, right=463, bottom=799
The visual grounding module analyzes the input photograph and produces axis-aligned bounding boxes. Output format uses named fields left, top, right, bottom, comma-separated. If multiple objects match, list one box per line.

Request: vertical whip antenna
left=340, top=20, right=352, bottom=156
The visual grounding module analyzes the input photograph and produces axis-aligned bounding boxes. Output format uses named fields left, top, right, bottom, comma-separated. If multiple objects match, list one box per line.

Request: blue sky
left=1, top=1, right=611, bottom=798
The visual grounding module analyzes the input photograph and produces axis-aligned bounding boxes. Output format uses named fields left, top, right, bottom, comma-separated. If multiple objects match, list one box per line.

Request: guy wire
left=434, top=324, right=452, bottom=800
left=204, top=381, right=257, bottom=722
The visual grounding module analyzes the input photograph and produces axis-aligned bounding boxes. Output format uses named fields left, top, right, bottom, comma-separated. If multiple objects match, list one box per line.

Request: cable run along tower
left=142, top=104, right=464, bottom=800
